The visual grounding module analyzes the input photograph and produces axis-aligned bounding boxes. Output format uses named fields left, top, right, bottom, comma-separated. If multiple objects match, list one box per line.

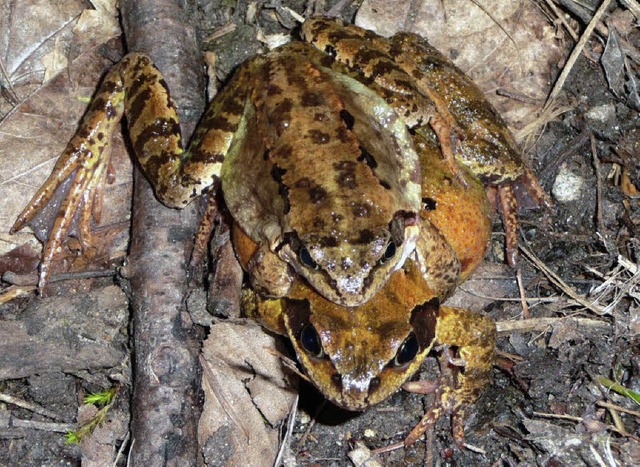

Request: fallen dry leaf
left=199, top=322, right=297, bottom=466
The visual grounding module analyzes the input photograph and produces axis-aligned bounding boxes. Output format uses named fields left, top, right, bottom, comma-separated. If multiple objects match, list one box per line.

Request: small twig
left=463, top=442, right=487, bottom=454
left=533, top=410, right=582, bottom=422
left=516, top=268, right=531, bottom=319
left=496, top=316, right=610, bottom=335
left=372, top=441, right=404, bottom=454
left=597, top=400, right=640, bottom=418
left=544, top=0, right=579, bottom=41
left=113, top=430, right=131, bottom=467
left=591, top=133, right=604, bottom=233
left=3, top=268, right=116, bottom=287
left=519, top=246, right=606, bottom=314
left=274, top=395, right=298, bottom=467
left=496, top=88, right=543, bottom=105
left=533, top=410, right=640, bottom=441
left=495, top=349, right=525, bottom=362
left=0, top=285, right=36, bottom=304
left=202, top=22, right=236, bottom=42
left=11, top=418, right=75, bottom=433
left=266, top=347, right=310, bottom=383
left=457, top=282, right=560, bottom=304
left=607, top=401, right=626, bottom=434
left=544, top=0, right=614, bottom=109
left=0, top=393, right=65, bottom=420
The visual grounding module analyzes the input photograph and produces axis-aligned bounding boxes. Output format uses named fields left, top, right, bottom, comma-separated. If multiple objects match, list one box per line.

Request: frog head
left=278, top=211, right=420, bottom=307
left=281, top=262, right=439, bottom=410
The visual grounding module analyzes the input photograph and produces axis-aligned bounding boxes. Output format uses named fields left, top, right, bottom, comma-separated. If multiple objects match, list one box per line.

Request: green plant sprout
left=596, top=375, right=640, bottom=405
left=65, top=386, right=119, bottom=444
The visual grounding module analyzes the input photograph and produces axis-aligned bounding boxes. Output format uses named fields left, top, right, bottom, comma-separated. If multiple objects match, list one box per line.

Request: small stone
left=363, top=428, right=376, bottom=438
left=552, top=165, right=584, bottom=203
left=585, top=103, right=616, bottom=123
left=298, top=411, right=311, bottom=424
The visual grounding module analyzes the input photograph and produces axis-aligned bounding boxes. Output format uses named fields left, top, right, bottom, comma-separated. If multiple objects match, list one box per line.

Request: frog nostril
left=368, top=377, right=381, bottom=394
left=331, top=374, right=342, bottom=389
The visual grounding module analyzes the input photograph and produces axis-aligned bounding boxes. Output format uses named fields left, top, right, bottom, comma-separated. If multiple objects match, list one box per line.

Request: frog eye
left=393, top=333, right=419, bottom=367
left=300, top=324, right=325, bottom=358
left=379, top=241, right=397, bottom=265
left=299, top=247, right=319, bottom=270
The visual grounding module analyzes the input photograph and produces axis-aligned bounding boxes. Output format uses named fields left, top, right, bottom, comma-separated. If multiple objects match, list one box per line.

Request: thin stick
left=544, top=0, right=579, bottom=41
left=496, top=316, right=610, bottom=334
left=591, top=133, right=604, bottom=233
left=597, top=400, right=640, bottom=418
left=0, top=393, right=64, bottom=420
left=544, top=0, right=614, bottom=108
left=519, top=246, right=606, bottom=314
left=516, top=267, right=531, bottom=319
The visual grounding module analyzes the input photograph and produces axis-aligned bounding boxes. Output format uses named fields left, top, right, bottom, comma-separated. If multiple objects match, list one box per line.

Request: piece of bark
left=120, top=0, right=206, bottom=465
left=0, top=285, right=127, bottom=380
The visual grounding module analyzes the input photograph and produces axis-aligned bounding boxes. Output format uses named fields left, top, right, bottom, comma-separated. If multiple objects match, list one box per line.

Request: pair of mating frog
left=13, top=17, right=549, bottom=447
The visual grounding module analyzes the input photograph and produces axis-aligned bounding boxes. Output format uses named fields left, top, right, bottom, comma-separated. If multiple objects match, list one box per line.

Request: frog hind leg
left=403, top=306, right=496, bottom=447
left=391, top=32, right=554, bottom=266
left=493, top=166, right=553, bottom=267
left=10, top=59, right=131, bottom=289
left=13, top=52, right=253, bottom=289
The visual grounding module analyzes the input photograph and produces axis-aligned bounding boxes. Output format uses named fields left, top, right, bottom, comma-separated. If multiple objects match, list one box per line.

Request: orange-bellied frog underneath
left=13, top=16, right=548, bottom=305
left=237, top=133, right=496, bottom=447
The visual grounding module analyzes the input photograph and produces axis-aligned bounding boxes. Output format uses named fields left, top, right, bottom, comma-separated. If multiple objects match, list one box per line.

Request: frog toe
left=497, top=167, right=552, bottom=267
left=17, top=158, right=108, bottom=290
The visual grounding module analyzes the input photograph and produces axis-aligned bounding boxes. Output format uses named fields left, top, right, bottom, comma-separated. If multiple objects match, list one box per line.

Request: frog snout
left=335, top=373, right=383, bottom=410
left=336, top=274, right=364, bottom=295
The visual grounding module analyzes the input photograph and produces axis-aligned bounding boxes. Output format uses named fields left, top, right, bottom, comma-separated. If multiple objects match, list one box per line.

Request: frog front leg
left=413, top=219, right=461, bottom=297
left=403, top=306, right=496, bottom=447
left=12, top=53, right=253, bottom=288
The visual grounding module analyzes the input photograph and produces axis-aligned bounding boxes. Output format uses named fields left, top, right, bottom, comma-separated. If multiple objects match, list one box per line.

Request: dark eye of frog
left=393, top=332, right=419, bottom=367
left=300, top=324, right=325, bottom=359
left=299, top=247, right=319, bottom=270
left=379, top=241, right=397, bottom=265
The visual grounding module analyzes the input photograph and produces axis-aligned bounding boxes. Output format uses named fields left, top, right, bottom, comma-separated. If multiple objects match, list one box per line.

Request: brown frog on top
left=237, top=133, right=496, bottom=447
left=12, top=40, right=429, bottom=305
left=12, top=17, right=549, bottom=306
